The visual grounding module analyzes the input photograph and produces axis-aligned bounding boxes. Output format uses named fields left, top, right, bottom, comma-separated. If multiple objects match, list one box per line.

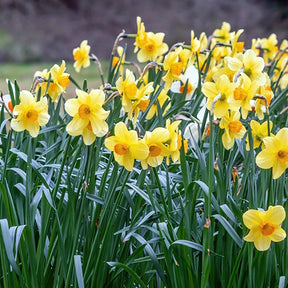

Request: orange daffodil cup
left=243, top=205, right=286, bottom=251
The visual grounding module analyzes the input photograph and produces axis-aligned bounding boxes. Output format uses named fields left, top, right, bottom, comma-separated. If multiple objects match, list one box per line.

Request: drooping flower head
left=104, top=122, right=149, bottom=171
left=11, top=90, right=50, bottom=137
left=65, top=89, right=109, bottom=145
left=243, top=205, right=286, bottom=251
left=256, top=127, right=288, bottom=179
left=73, top=40, right=91, bottom=72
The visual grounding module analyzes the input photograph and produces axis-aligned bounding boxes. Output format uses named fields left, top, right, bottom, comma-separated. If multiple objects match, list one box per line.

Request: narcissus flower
left=256, top=127, right=288, bottom=179
left=246, top=120, right=273, bottom=150
left=202, top=74, right=235, bottom=118
left=134, top=17, right=168, bottom=63
left=141, top=127, right=170, bottom=169
left=243, top=205, right=286, bottom=251
left=34, top=61, right=70, bottom=102
left=65, top=89, right=109, bottom=145
left=73, top=40, right=91, bottom=72
left=104, top=122, right=149, bottom=171
left=11, top=90, right=50, bottom=137
left=213, top=22, right=232, bottom=43
left=219, top=110, right=246, bottom=150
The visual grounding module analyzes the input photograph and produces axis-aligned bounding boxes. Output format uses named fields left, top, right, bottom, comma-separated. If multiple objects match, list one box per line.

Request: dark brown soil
left=0, top=0, right=287, bottom=62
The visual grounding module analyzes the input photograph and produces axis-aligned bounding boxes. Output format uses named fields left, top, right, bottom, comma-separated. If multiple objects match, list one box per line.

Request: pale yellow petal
left=255, top=150, right=276, bottom=169
left=130, top=142, right=149, bottom=160
left=65, top=99, right=80, bottom=116
left=243, top=209, right=263, bottom=229
left=83, top=128, right=96, bottom=146
left=254, top=236, right=271, bottom=251
left=269, top=226, right=286, bottom=242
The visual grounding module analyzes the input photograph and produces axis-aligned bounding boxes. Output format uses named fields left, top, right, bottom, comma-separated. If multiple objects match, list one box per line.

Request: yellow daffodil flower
left=256, top=127, right=288, bottom=179
left=213, top=22, right=232, bottom=43
left=246, top=120, right=273, bottom=150
left=162, top=47, right=183, bottom=87
left=65, top=89, right=109, bottom=145
left=134, top=17, right=168, bottom=63
left=230, top=73, right=259, bottom=119
left=219, top=110, right=246, bottom=150
left=11, top=90, right=50, bottom=137
left=141, top=127, right=170, bottom=169
left=225, top=49, right=266, bottom=85
left=202, top=74, right=235, bottom=118
left=73, top=40, right=91, bottom=72
left=261, top=33, right=278, bottom=63
left=104, top=122, right=149, bottom=171
left=116, top=69, right=138, bottom=113
left=243, top=205, right=286, bottom=251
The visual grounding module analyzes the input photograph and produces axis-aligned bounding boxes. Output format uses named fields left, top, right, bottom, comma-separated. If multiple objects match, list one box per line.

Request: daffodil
left=116, top=69, right=138, bottom=113
left=170, top=64, right=199, bottom=100
left=104, top=122, right=149, bottom=171
left=230, top=73, right=259, bottom=119
left=128, top=82, right=154, bottom=124
left=165, top=119, right=185, bottom=163
left=134, top=17, right=168, bottom=63
left=219, top=110, right=246, bottom=150
left=256, top=127, right=288, bottom=179
left=246, top=120, right=273, bottom=150
left=260, top=33, right=278, bottom=63
left=202, top=74, right=235, bottom=118
left=225, top=49, right=266, bottom=85
left=213, top=22, right=232, bottom=43
left=34, top=61, right=70, bottom=102
left=65, top=89, right=109, bottom=145
left=141, top=127, right=170, bottom=169
left=50, top=60, right=70, bottom=101
left=112, top=46, right=125, bottom=75
left=162, top=47, right=183, bottom=87
left=243, top=205, right=286, bottom=251
left=73, top=40, right=91, bottom=72
left=11, top=90, right=50, bottom=137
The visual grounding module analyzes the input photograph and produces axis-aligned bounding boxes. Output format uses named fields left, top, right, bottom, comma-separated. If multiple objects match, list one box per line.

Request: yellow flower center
left=26, top=109, right=38, bottom=123
left=124, top=83, right=137, bottom=99
left=114, top=143, right=129, bottom=155
left=244, top=68, right=252, bottom=77
left=145, top=42, right=155, bottom=51
left=260, top=222, right=275, bottom=236
left=180, top=82, right=193, bottom=94
left=78, top=104, right=91, bottom=119
left=8, top=101, right=13, bottom=112
left=170, top=62, right=183, bottom=77
left=112, top=56, right=120, bottom=67
left=234, top=87, right=248, bottom=101
left=138, top=99, right=150, bottom=112
left=74, top=50, right=84, bottom=62
left=277, top=149, right=288, bottom=163
left=229, top=120, right=242, bottom=133
left=149, top=144, right=162, bottom=157
left=58, top=76, right=70, bottom=88
left=235, top=42, right=244, bottom=53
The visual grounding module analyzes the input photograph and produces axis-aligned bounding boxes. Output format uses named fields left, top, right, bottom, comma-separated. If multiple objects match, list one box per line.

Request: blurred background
left=0, top=0, right=287, bottom=90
